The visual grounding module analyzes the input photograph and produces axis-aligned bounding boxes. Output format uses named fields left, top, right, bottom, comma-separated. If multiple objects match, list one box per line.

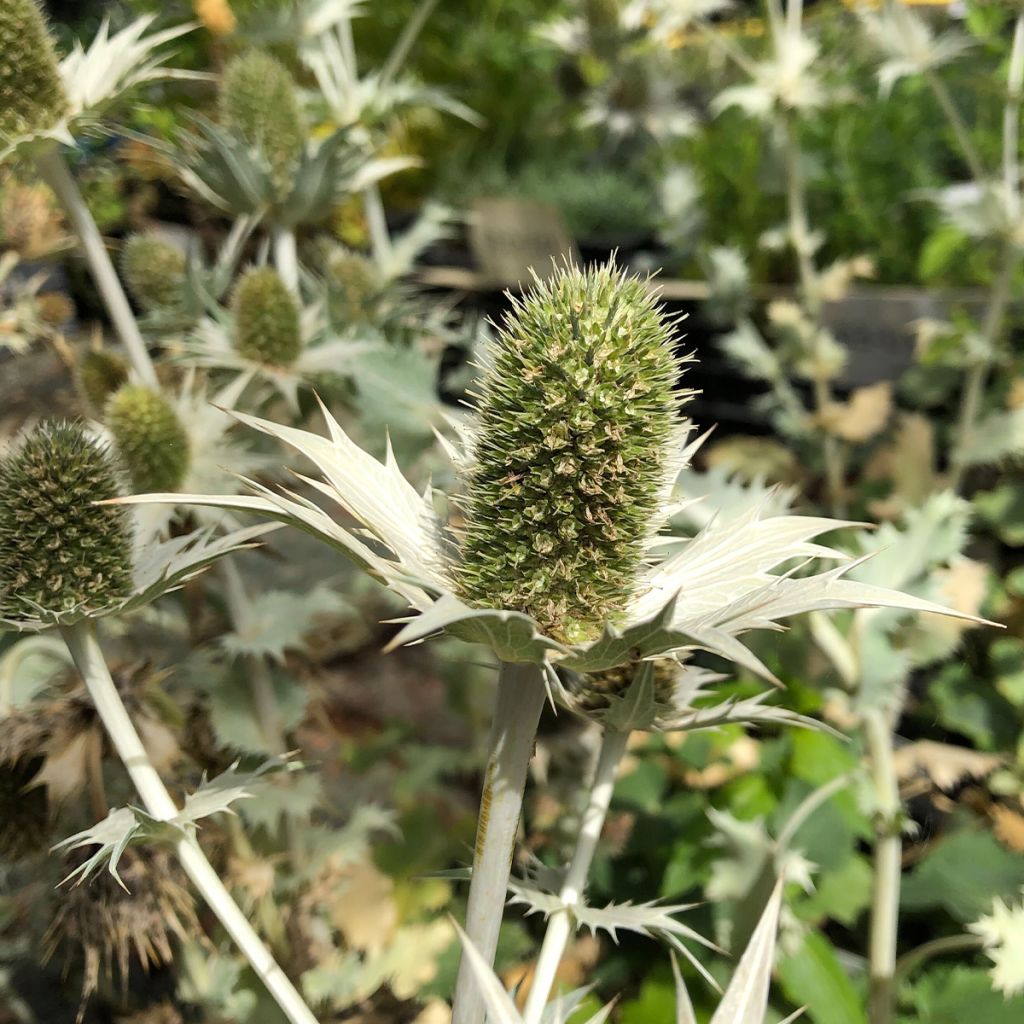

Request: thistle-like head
left=105, top=385, right=191, bottom=494
left=232, top=266, right=302, bottom=367
left=76, top=348, right=129, bottom=415
left=326, top=247, right=380, bottom=325
left=121, top=233, right=186, bottom=312
left=0, top=0, right=67, bottom=141
left=220, top=50, right=305, bottom=195
left=0, top=422, right=133, bottom=619
left=457, top=261, right=689, bottom=642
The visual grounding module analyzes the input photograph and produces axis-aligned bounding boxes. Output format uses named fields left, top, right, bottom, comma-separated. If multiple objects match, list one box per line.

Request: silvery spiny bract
left=119, top=261, right=982, bottom=693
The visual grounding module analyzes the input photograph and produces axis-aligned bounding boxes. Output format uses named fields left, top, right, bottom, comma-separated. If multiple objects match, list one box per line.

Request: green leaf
left=918, top=225, right=968, bottom=282
left=795, top=855, right=872, bottom=927
left=929, top=663, right=1017, bottom=752
left=904, top=966, right=1024, bottom=1023
left=993, top=638, right=1024, bottom=707
left=777, top=931, right=867, bottom=1024
left=902, top=828, right=1024, bottom=922
left=975, top=484, right=1024, bottom=546
left=620, top=974, right=677, bottom=1024
left=960, top=409, right=1024, bottom=468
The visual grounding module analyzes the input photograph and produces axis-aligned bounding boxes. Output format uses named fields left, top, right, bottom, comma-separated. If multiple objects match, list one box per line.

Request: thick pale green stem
left=865, top=708, right=902, bottom=1024
left=35, top=146, right=158, bottom=388
left=60, top=621, right=320, bottom=1024
left=452, top=662, right=547, bottom=1024
left=272, top=226, right=300, bottom=294
left=522, top=727, right=628, bottom=1024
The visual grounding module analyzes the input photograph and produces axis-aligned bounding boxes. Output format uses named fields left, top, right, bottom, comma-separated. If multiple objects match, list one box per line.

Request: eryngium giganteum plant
left=119, top=260, right=983, bottom=1023
left=0, top=422, right=265, bottom=630
left=121, top=233, right=186, bottom=312
left=0, top=0, right=67, bottom=143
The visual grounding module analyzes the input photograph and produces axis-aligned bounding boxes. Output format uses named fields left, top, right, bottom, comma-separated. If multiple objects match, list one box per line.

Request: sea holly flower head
left=118, top=260, right=986, bottom=697
left=0, top=8, right=206, bottom=162
left=121, top=233, right=187, bottom=313
left=0, top=421, right=270, bottom=632
left=105, top=384, right=191, bottom=495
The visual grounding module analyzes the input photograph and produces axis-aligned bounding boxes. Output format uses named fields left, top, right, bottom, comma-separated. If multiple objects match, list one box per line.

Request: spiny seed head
left=76, top=348, right=129, bottom=415
left=0, top=0, right=67, bottom=140
left=0, top=759, right=49, bottom=860
left=0, top=422, right=133, bottom=619
left=120, top=233, right=186, bottom=312
left=232, top=266, right=302, bottom=366
left=220, top=50, right=305, bottom=196
left=570, top=659, right=681, bottom=717
left=326, top=247, right=380, bottom=325
left=457, top=261, right=687, bottom=643
left=105, top=385, right=191, bottom=494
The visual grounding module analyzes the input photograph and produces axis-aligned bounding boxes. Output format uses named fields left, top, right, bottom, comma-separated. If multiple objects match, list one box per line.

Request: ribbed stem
left=60, top=620, right=320, bottom=1024
left=451, top=662, right=546, bottom=1024
left=35, top=146, right=158, bottom=388
left=272, top=226, right=300, bottom=293
left=522, top=727, right=628, bottom=1024
left=865, top=708, right=902, bottom=1024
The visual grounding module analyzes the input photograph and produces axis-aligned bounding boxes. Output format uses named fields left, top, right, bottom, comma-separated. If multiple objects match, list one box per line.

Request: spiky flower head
left=326, top=247, right=380, bottom=325
left=232, top=266, right=302, bottom=367
left=0, top=422, right=133, bottom=620
left=0, top=0, right=68, bottom=141
left=105, top=385, right=191, bottom=494
left=220, top=50, right=305, bottom=196
left=570, top=658, right=681, bottom=717
left=76, top=347, right=129, bottom=415
left=120, top=233, right=186, bottom=312
left=457, top=262, right=687, bottom=643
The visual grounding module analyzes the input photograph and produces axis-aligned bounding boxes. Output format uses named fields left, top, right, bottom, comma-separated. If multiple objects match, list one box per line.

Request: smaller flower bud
left=0, top=422, right=133, bottom=619
left=120, top=233, right=186, bottom=312
left=220, top=51, right=305, bottom=196
left=326, top=248, right=380, bottom=325
left=76, top=348, right=129, bottom=416
left=105, top=385, right=191, bottom=494
left=0, top=0, right=68, bottom=140
left=570, top=659, right=681, bottom=718
left=232, top=266, right=302, bottom=367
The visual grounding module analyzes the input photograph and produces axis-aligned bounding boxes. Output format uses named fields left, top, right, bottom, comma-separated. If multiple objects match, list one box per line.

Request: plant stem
left=272, top=226, right=300, bottom=293
left=521, top=727, right=629, bottom=1024
left=780, top=114, right=844, bottom=515
left=893, top=933, right=985, bottom=985
left=925, top=70, right=987, bottom=185
left=60, top=620, right=321, bottom=1024
left=451, top=661, right=547, bottom=1024
left=34, top=145, right=158, bottom=388
left=865, top=708, right=902, bottom=1024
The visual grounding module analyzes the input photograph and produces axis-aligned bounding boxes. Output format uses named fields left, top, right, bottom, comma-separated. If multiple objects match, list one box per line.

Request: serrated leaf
left=53, top=807, right=170, bottom=888
left=906, top=966, right=1024, bottom=1023
left=960, top=409, right=1024, bottom=467
left=180, top=757, right=300, bottom=826
left=221, top=585, right=354, bottom=662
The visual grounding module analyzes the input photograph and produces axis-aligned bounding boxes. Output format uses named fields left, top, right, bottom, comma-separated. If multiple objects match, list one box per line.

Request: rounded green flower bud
left=0, top=422, right=133, bottom=619
left=76, top=348, right=129, bottom=415
left=457, top=262, right=685, bottom=643
left=0, top=0, right=68, bottom=140
left=326, top=248, right=380, bottom=325
left=105, top=385, right=191, bottom=494
left=232, top=266, right=302, bottom=367
left=0, top=759, right=49, bottom=860
left=120, top=233, right=186, bottom=312
left=220, top=51, right=305, bottom=197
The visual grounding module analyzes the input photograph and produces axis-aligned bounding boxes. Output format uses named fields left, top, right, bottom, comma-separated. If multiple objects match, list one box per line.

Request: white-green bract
left=1, top=16, right=207, bottom=161
left=115, top=395, right=984, bottom=696
left=456, top=880, right=803, bottom=1024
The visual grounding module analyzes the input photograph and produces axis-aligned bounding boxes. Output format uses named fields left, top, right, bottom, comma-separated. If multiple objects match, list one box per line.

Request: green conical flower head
left=121, top=233, right=186, bottom=312
left=0, top=423, right=133, bottom=618
left=457, top=262, right=686, bottom=643
left=105, top=385, right=191, bottom=494
left=220, top=51, right=305, bottom=197
left=326, top=248, right=380, bottom=325
left=76, top=348, right=129, bottom=415
left=0, top=0, right=67, bottom=140
left=232, top=266, right=302, bottom=366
